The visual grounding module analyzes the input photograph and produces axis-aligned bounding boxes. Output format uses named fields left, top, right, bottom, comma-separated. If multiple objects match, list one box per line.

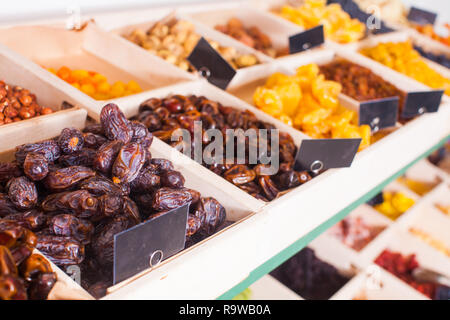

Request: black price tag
left=289, top=25, right=324, bottom=54
left=402, top=90, right=444, bottom=119
left=407, top=6, right=437, bottom=25
left=366, top=192, right=384, bottom=206
left=294, top=138, right=361, bottom=172
left=113, top=204, right=189, bottom=285
left=187, top=37, right=237, bottom=90
left=359, top=97, right=399, bottom=131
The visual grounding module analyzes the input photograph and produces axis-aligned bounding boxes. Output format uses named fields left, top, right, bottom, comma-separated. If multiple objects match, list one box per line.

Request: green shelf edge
left=218, top=134, right=450, bottom=300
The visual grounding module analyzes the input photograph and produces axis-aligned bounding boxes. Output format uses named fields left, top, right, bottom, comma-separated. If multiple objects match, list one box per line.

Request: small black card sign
left=359, top=97, right=399, bottom=131
left=366, top=192, right=384, bottom=206
left=113, top=204, right=189, bottom=285
left=187, top=37, right=237, bottom=90
left=407, top=6, right=437, bottom=25
left=402, top=90, right=444, bottom=119
left=289, top=25, right=325, bottom=54
left=294, top=138, right=361, bottom=172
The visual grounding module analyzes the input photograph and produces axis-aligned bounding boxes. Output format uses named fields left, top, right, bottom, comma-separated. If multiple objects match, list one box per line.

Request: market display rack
left=0, top=0, right=448, bottom=300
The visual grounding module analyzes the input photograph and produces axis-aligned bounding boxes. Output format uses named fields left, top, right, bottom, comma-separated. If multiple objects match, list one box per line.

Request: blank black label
left=294, top=138, right=361, bottom=172
left=359, top=97, right=399, bottom=131
left=402, top=90, right=443, bottom=119
left=289, top=25, right=324, bottom=54
left=366, top=192, right=384, bottom=206
left=187, top=37, right=237, bottom=90
left=407, top=6, right=437, bottom=25
left=113, top=204, right=189, bottom=285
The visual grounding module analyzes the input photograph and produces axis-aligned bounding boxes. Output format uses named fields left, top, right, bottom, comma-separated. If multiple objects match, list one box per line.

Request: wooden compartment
left=0, top=23, right=193, bottom=120
left=0, top=43, right=87, bottom=152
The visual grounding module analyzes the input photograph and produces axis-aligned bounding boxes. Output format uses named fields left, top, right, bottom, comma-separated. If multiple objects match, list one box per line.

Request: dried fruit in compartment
left=7, top=176, right=38, bottom=210
left=44, top=166, right=96, bottom=192
left=112, top=142, right=146, bottom=184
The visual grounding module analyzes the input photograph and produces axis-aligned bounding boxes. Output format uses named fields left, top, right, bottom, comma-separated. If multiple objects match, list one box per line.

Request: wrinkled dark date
left=186, top=214, right=202, bottom=237
left=10, top=245, right=33, bottom=266
left=91, top=215, right=133, bottom=267
left=24, top=152, right=49, bottom=181
left=152, top=187, right=194, bottom=211
left=93, top=140, right=123, bottom=174
left=58, top=149, right=96, bottom=167
left=161, top=170, right=185, bottom=189
left=122, top=196, right=141, bottom=224
left=82, top=132, right=107, bottom=149
left=44, top=166, right=95, bottom=191
left=0, top=162, right=22, bottom=183
left=7, top=176, right=38, bottom=210
left=19, top=253, right=52, bottom=281
left=132, top=95, right=312, bottom=201
left=194, top=197, right=226, bottom=236
left=28, top=272, right=56, bottom=300
left=79, top=176, right=129, bottom=196
left=15, top=140, right=61, bottom=165
left=0, top=245, right=18, bottom=276
left=0, top=193, right=20, bottom=217
left=130, top=165, right=160, bottom=194
left=41, top=190, right=98, bottom=218
left=4, top=209, right=47, bottom=231
left=150, top=158, right=174, bottom=172
left=100, top=103, right=133, bottom=143
left=0, top=220, right=37, bottom=249
left=36, top=234, right=84, bottom=266
left=58, top=128, right=84, bottom=154
left=0, top=275, right=28, bottom=300
left=112, top=142, right=145, bottom=184
left=49, top=214, right=94, bottom=245
left=98, top=195, right=123, bottom=219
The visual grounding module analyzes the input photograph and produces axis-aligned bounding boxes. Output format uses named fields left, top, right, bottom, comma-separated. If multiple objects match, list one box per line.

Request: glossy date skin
left=48, top=214, right=94, bottom=245
left=112, top=142, right=145, bottom=184
left=15, top=140, right=61, bottom=165
left=23, top=152, right=49, bottom=181
left=7, top=176, right=38, bottom=210
left=132, top=95, right=313, bottom=201
left=36, top=234, right=85, bottom=266
left=44, top=166, right=96, bottom=191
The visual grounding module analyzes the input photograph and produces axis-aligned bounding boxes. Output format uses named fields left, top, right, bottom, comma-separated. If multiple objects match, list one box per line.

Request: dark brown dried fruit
left=0, top=245, right=18, bottom=276
left=79, top=176, right=129, bottom=196
left=100, top=103, right=132, bottom=143
left=23, top=152, right=49, bottom=181
left=0, top=275, right=27, bottom=300
left=83, top=123, right=103, bottom=135
left=122, top=196, right=141, bottom=224
left=82, top=132, right=107, bottom=149
left=112, top=142, right=145, bottom=184
left=160, top=170, right=185, bottom=189
left=15, top=140, right=61, bottom=165
left=0, top=220, right=37, bottom=249
left=58, top=128, right=84, bottom=154
left=48, top=214, right=94, bottom=245
left=10, top=245, right=33, bottom=266
left=224, top=165, right=256, bottom=185
left=152, top=187, right=193, bottom=211
left=130, top=165, right=160, bottom=194
left=0, top=193, right=20, bottom=217
left=195, top=197, right=226, bottom=236
left=4, top=209, right=46, bottom=231
left=44, top=166, right=95, bottom=192
left=19, top=253, right=52, bottom=281
left=150, top=158, right=174, bottom=172
left=7, top=176, right=38, bottom=210
left=41, top=190, right=98, bottom=218
left=93, top=140, right=123, bottom=174
left=98, top=194, right=123, bottom=219
left=0, top=162, right=22, bottom=183
left=258, top=176, right=279, bottom=201
left=58, top=148, right=96, bottom=167
left=36, top=234, right=84, bottom=266
left=91, top=215, right=132, bottom=267
left=28, top=272, right=56, bottom=300
left=186, top=214, right=202, bottom=237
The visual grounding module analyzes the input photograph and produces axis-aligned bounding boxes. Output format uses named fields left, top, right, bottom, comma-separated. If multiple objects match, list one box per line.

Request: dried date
left=4, top=209, right=46, bottom=231
left=44, top=166, right=95, bottom=191
left=100, top=103, right=132, bottom=143
left=0, top=245, right=18, bottom=276
left=79, top=176, right=129, bottom=196
left=0, top=275, right=27, bottom=300
left=7, top=176, right=38, bottom=210
left=23, top=152, right=49, bottom=181
left=0, top=162, right=22, bottom=183
left=223, top=165, right=256, bottom=185
left=98, top=194, right=123, bottom=219
left=58, top=128, right=84, bottom=154
left=93, top=140, right=123, bottom=174
left=28, top=272, right=56, bottom=300
left=48, top=214, right=94, bottom=245
left=19, top=253, right=52, bottom=281
left=36, top=234, right=84, bottom=266
left=160, top=170, right=185, bottom=189
left=58, top=148, right=96, bottom=167
left=0, top=193, right=20, bottom=217
left=82, top=132, right=107, bottom=149
left=10, top=245, right=33, bottom=266
left=112, top=142, right=145, bottom=184
left=194, top=197, right=226, bottom=236
left=15, top=140, right=61, bottom=165
left=130, top=165, right=160, bottom=194
left=41, top=190, right=98, bottom=218
left=152, top=187, right=194, bottom=211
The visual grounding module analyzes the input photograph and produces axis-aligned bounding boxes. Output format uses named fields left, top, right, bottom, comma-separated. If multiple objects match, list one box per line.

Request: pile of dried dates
left=0, top=103, right=226, bottom=299
left=0, top=220, right=57, bottom=300
left=133, top=94, right=313, bottom=202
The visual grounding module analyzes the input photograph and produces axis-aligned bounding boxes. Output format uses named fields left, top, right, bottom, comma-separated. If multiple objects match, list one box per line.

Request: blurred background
left=1, top=0, right=449, bottom=25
